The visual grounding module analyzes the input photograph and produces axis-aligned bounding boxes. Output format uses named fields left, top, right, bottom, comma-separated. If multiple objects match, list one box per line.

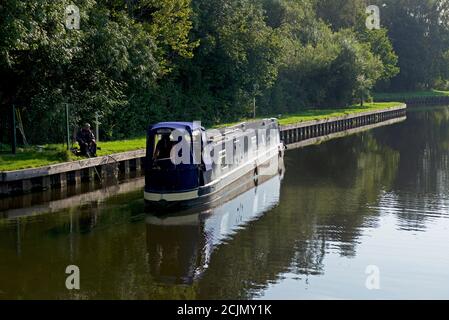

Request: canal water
left=1, top=106, right=449, bottom=299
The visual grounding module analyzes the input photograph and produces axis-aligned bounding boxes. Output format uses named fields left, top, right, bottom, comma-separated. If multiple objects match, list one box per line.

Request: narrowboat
left=144, top=119, right=284, bottom=211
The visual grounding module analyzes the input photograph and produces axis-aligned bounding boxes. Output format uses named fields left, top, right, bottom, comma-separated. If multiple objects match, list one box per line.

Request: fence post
left=66, top=103, right=70, bottom=150
left=95, top=112, right=100, bottom=143
left=12, top=104, right=17, bottom=154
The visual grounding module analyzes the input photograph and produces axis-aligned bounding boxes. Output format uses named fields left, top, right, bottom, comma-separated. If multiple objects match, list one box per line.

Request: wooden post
left=12, top=105, right=17, bottom=154
left=66, top=103, right=70, bottom=150
left=113, top=162, right=119, bottom=179
left=101, top=165, right=108, bottom=180
left=88, top=167, right=96, bottom=181
left=95, top=112, right=100, bottom=143
left=253, top=96, right=256, bottom=119
left=74, top=170, right=81, bottom=185
left=123, top=160, right=131, bottom=178
left=60, top=172, right=67, bottom=189
left=42, top=176, right=51, bottom=190
left=136, top=158, right=142, bottom=175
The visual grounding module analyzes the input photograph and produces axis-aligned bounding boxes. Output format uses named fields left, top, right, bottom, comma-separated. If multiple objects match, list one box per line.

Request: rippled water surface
left=1, top=106, right=449, bottom=299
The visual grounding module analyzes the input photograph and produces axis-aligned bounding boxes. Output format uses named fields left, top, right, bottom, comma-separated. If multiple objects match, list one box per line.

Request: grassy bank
left=215, top=102, right=402, bottom=127
left=0, top=102, right=401, bottom=171
left=0, top=138, right=146, bottom=171
left=374, top=90, right=449, bottom=101
left=277, top=102, right=401, bottom=126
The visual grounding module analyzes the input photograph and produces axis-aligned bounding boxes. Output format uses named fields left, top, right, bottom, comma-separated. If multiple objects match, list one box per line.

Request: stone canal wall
left=1, top=149, right=146, bottom=196
left=280, top=104, right=407, bottom=146
left=284, top=116, right=406, bottom=150
left=0, top=104, right=406, bottom=196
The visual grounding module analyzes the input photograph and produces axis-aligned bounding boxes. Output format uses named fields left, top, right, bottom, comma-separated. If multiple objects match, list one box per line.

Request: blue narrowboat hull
left=145, top=145, right=284, bottom=214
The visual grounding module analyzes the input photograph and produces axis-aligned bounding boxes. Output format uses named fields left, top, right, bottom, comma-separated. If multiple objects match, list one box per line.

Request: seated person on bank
left=76, top=123, right=97, bottom=157
left=154, top=134, right=174, bottom=161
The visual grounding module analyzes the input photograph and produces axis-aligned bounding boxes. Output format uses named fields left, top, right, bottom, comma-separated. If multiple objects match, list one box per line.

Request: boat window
left=192, top=129, right=202, bottom=164
left=219, top=149, right=227, bottom=169
left=251, top=136, right=257, bottom=154
left=153, top=129, right=191, bottom=161
left=234, top=138, right=244, bottom=163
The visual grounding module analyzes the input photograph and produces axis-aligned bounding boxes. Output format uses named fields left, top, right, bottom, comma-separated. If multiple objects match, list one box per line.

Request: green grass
left=1, top=102, right=402, bottom=171
left=214, top=102, right=402, bottom=127
left=0, top=138, right=146, bottom=171
left=374, top=90, right=449, bottom=101
left=0, top=145, right=71, bottom=171
left=96, top=137, right=146, bottom=156
left=278, top=102, right=401, bottom=126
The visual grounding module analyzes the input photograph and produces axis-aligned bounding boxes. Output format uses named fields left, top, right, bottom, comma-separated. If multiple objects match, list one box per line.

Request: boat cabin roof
left=149, top=122, right=203, bottom=132
left=148, top=119, right=279, bottom=138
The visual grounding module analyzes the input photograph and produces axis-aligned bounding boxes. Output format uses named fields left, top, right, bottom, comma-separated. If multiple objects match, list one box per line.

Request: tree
left=357, top=28, right=399, bottom=84
left=131, top=0, right=199, bottom=74
left=373, top=0, right=449, bottom=90
left=0, top=0, right=197, bottom=142
left=314, top=0, right=366, bottom=31
left=152, top=0, right=284, bottom=125
left=260, top=0, right=384, bottom=110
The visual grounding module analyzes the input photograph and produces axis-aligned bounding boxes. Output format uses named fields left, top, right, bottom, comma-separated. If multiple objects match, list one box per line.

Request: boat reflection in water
left=145, top=157, right=284, bottom=284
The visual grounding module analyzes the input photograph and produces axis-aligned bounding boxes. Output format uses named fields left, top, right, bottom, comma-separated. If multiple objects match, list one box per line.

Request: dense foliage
left=372, top=0, right=449, bottom=91
left=0, top=0, right=447, bottom=144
